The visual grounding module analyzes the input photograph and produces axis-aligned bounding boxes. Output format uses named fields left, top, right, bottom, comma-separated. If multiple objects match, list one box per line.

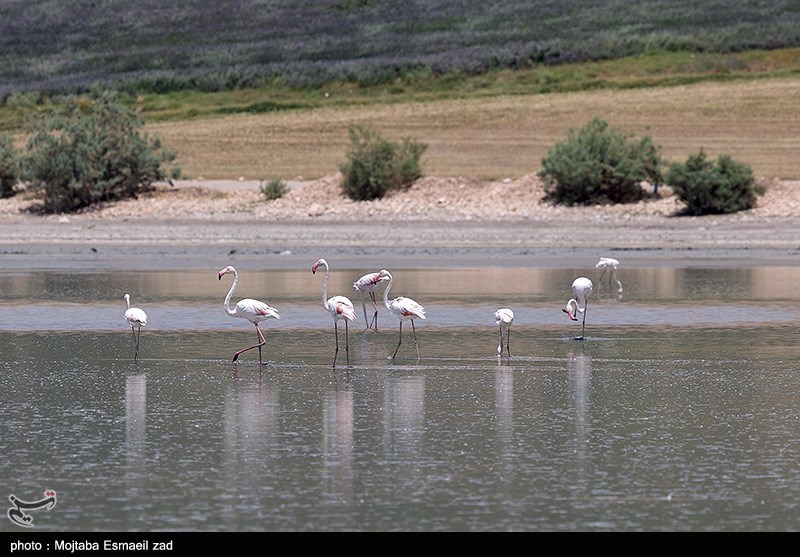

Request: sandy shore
left=2, top=173, right=800, bottom=271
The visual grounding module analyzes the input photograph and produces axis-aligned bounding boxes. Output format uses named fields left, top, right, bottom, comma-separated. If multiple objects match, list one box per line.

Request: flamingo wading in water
left=353, top=270, right=390, bottom=330
left=563, top=276, right=593, bottom=340
left=218, top=265, right=280, bottom=366
left=124, top=294, right=147, bottom=360
left=596, top=257, right=623, bottom=294
left=379, top=269, right=427, bottom=360
left=312, top=258, right=357, bottom=368
left=495, top=308, right=514, bottom=357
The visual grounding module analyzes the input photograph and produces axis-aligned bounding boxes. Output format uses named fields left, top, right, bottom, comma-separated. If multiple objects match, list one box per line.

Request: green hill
left=2, top=0, right=799, bottom=98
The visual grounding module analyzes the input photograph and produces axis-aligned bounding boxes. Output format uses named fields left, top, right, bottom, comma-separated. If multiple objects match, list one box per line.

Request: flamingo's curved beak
left=562, top=308, right=577, bottom=321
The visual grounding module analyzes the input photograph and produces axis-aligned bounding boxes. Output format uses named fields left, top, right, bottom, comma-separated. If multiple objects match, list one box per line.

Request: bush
left=538, top=116, right=661, bottom=205
left=339, top=126, right=427, bottom=201
left=260, top=178, right=289, bottom=200
left=20, top=88, right=181, bottom=213
left=666, top=150, right=763, bottom=215
left=0, top=134, right=20, bottom=199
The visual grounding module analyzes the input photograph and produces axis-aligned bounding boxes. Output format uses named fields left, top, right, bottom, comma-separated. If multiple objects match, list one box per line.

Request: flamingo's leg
left=360, top=292, right=370, bottom=330
left=233, top=323, right=267, bottom=364
left=333, top=321, right=340, bottom=368
left=130, top=325, right=139, bottom=358
left=411, top=319, right=420, bottom=359
left=345, top=320, right=350, bottom=366
left=580, top=302, right=588, bottom=340
left=506, top=326, right=511, bottom=357
left=370, top=291, right=379, bottom=331
left=392, top=321, right=403, bottom=359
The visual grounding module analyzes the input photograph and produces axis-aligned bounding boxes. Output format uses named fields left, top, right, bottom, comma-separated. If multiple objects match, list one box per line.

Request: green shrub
left=339, top=126, right=427, bottom=201
left=20, top=88, right=181, bottom=213
left=260, top=178, right=289, bottom=200
left=538, top=116, right=661, bottom=205
left=666, top=150, right=763, bottom=215
left=0, top=134, right=20, bottom=199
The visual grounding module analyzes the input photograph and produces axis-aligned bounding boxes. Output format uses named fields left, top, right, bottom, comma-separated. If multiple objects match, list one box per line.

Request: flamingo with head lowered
left=218, top=265, right=280, bottom=366
left=495, top=308, right=514, bottom=357
left=596, top=256, right=623, bottom=294
left=378, top=269, right=426, bottom=360
left=124, top=294, right=147, bottom=360
left=563, top=276, right=593, bottom=340
left=353, top=270, right=390, bottom=330
left=313, top=258, right=357, bottom=368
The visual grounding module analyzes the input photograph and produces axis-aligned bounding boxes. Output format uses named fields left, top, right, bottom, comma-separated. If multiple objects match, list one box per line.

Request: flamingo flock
left=122, top=255, right=621, bottom=364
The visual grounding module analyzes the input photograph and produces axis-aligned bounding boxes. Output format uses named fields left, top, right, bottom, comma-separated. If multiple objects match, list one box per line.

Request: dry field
left=146, top=77, right=800, bottom=181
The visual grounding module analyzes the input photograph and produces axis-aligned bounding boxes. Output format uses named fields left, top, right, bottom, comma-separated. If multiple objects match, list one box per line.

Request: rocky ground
left=2, top=173, right=797, bottom=223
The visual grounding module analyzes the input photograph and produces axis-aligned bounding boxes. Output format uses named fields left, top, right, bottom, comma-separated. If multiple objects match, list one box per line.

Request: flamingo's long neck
left=320, top=262, right=330, bottom=306
left=224, top=269, right=239, bottom=316
left=382, top=273, right=393, bottom=309
left=125, top=295, right=131, bottom=309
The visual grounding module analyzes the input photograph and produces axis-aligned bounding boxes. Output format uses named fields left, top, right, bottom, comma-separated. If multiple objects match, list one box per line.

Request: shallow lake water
left=2, top=266, right=800, bottom=531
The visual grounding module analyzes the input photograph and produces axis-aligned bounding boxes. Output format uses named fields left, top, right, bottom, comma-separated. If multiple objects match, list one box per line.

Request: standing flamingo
left=596, top=256, right=623, bottom=294
left=353, top=270, right=390, bottom=330
left=495, top=308, right=514, bottom=357
left=218, top=265, right=280, bottom=366
left=124, top=294, right=147, bottom=360
left=562, top=276, right=593, bottom=340
left=379, top=270, right=427, bottom=360
left=312, top=258, right=357, bottom=368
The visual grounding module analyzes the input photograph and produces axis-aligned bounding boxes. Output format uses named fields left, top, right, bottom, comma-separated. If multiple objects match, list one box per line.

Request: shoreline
left=2, top=217, right=800, bottom=271
left=2, top=174, right=800, bottom=271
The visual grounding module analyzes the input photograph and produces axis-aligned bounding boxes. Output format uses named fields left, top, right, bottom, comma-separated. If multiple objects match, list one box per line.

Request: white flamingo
left=312, top=258, right=357, bottom=368
left=218, top=265, right=280, bottom=365
left=495, top=308, right=514, bottom=357
left=379, top=269, right=427, bottom=360
left=124, top=294, right=147, bottom=360
left=562, top=276, right=593, bottom=340
left=596, top=256, right=623, bottom=294
left=353, top=270, right=390, bottom=330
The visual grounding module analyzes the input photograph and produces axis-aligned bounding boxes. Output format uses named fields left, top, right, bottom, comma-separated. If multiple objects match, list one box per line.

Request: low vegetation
left=20, top=89, right=181, bottom=213
left=666, top=150, right=763, bottom=215
left=260, top=178, right=290, bottom=201
left=339, top=126, right=427, bottom=201
left=0, top=134, right=19, bottom=198
left=2, top=1, right=798, bottom=100
left=539, top=117, right=661, bottom=206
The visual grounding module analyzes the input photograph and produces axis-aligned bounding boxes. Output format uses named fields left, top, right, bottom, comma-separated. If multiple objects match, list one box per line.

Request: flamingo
left=495, top=308, right=514, bottom=357
left=218, top=265, right=280, bottom=365
left=312, top=258, right=357, bottom=368
left=353, top=270, right=390, bottom=330
left=124, top=294, right=147, bottom=360
left=379, top=269, right=427, bottom=360
left=562, top=276, right=593, bottom=340
left=596, top=256, right=623, bottom=294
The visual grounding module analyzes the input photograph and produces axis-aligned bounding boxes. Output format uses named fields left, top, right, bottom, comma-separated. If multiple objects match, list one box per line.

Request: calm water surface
left=2, top=266, right=800, bottom=531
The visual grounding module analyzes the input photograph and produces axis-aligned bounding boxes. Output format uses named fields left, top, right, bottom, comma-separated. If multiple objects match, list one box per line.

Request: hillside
left=2, top=0, right=800, bottom=97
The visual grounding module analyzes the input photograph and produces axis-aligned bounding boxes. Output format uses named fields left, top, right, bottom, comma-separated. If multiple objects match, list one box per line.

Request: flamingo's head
left=218, top=265, right=235, bottom=281
left=311, top=258, right=326, bottom=275
left=562, top=299, right=578, bottom=321
left=377, top=269, right=392, bottom=282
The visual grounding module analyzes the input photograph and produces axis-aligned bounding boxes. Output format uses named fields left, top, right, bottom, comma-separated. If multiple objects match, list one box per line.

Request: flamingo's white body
left=218, top=265, right=280, bottom=365
left=313, top=258, right=357, bottom=367
left=379, top=270, right=426, bottom=359
left=563, top=276, right=593, bottom=340
left=596, top=256, right=623, bottom=294
left=124, top=294, right=147, bottom=359
left=353, top=271, right=390, bottom=330
left=495, top=308, right=514, bottom=357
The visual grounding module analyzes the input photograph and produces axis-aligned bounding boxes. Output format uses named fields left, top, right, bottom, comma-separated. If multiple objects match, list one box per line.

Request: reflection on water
left=3, top=267, right=800, bottom=531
